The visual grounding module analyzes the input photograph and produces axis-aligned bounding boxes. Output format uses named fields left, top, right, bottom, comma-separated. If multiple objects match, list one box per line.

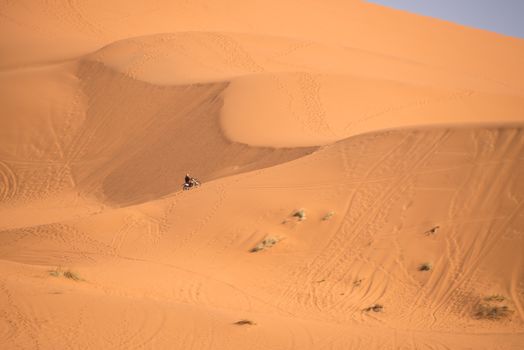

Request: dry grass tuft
left=418, top=263, right=432, bottom=271
left=322, top=211, right=335, bottom=221
left=424, top=226, right=440, bottom=236
left=363, top=304, right=383, bottom=313
left=474, top=304, right=512, bottom=320
left=49, top=267, right=82, bottom=281
left=484, top=294, right=505, bottom=302
left=48, top=268, right=61, bottom=277
left=353, top=278, right=363, bottom=287
left=63, top=270, right=81, bottom=281
left=292, top=209, right=306, bottom=221
left=234, top=319, right=256, bottom=326
left=250, top=236, right=279, bottom=253
left=474, top=295, right=512, bottom=320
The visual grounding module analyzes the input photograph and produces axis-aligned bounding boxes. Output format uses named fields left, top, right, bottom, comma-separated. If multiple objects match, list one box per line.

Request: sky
left=367, top=0, right=524, bottom=38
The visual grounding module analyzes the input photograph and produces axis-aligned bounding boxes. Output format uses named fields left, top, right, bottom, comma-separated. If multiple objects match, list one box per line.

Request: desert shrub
left=474, top=294, right=512, bottom=320
left=474, top=303, right=512, bottom=320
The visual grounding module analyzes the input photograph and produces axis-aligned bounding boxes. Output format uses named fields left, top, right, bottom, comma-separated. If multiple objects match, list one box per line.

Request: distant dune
left=1, top=1, right=523, bottom=349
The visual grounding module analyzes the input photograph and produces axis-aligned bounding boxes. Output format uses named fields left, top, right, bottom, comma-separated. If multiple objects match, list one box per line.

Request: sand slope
left=1, top=0, right=524, bottom=349
left=1, top=127, right=524, bottom=349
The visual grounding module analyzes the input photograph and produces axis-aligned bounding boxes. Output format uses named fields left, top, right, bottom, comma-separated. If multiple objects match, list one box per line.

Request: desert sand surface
left=1, top=1, right=524, bottom=349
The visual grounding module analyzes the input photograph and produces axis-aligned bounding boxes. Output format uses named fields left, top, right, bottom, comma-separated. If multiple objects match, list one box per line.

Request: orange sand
left=1, top=1, right=524, bottom=349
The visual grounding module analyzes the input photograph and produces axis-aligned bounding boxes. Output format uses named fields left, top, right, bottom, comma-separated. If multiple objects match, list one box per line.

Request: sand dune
left=1, top=127, right=523, bottom=348
left=0, top=59, right=315, bottom=227
left=1, top=0, right=524, bottom=349
left=90, top=31, right=524, bottom=146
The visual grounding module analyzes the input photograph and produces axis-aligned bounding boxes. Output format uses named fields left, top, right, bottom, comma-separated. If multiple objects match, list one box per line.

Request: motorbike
left=183, top=178, right=201, bottom=191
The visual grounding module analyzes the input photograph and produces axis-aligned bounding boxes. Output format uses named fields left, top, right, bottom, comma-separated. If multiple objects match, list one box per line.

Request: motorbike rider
left=184, top=173, right=193, bottom=187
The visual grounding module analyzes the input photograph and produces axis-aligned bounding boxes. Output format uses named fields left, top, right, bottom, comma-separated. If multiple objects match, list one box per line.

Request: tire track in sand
left=329, top=132, right=448, bottom=315
left=111, top=216, right=140, bottom=257
left=276, top=132, right=417, bottom=313
left=0, top=161, right=18, bottom=203
left=395, top=129, right=524, bottom=329
left=42, top=0, right=103, bottom=38
left=425, top=130, right=524, bottom=326
left=109, top=303, right=167, bottom=350
left=278, top=131, right=449, bottom=316
left=0, top=278, right=41, bottom=349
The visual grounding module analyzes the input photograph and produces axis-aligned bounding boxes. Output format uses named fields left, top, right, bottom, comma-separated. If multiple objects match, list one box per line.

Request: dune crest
left=87, top=31, right=524, bottom=147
